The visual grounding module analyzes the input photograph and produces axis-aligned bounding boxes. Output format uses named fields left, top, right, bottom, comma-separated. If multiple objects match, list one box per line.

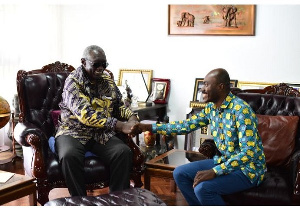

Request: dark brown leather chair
left=231, top=83, right=300, bottom=97
left=14, top=61, right=145, bottom=205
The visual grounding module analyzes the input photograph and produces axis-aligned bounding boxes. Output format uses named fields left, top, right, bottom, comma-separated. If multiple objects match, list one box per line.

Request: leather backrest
left=236, top=93, right=300, bottom=154
left=22, top=72, right=70, bottom=138
left=17, top=61, right=114, bottom=139
left=16, top=61, right=75, bottom=139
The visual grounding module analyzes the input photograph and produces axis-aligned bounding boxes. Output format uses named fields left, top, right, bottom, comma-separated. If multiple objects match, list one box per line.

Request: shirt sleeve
left=151, top=109, right=210, bottom=136
left=62, top=77, right=117, bottom=129
left=213, top=105, right=260, bottom=177
left=118, top=105, right=135, bottom=120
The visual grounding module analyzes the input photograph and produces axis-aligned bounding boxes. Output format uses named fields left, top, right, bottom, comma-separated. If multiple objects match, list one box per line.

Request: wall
left=59, top=2, right=300, bottom=148
left=1, top=1, right=300, bottom=149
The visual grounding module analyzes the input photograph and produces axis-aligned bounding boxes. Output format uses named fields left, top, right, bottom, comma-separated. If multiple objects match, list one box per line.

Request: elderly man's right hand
left=129, top=123, right=152, bottom=137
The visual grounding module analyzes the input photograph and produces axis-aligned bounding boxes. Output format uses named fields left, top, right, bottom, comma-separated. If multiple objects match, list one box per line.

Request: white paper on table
left=0, top=171, right=15, bottom=183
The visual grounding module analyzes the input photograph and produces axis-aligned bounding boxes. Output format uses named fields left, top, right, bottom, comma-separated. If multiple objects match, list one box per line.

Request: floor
left=0, top=156, right=188, bottom=206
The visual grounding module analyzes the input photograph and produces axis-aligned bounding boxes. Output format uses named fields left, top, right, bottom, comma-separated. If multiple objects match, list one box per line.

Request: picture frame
left=117, top=69, right=153, bottom=102
left=192, top=78, right=238, bottom=102
left=150, top=78, right=170, bottom=104
left=237, top=81, right=277, bottom=90
left=190, top=78, right=238, bottom=108
left=168, top=4, right=256, bottom=36
left=286, top=83, right=300, bottom=92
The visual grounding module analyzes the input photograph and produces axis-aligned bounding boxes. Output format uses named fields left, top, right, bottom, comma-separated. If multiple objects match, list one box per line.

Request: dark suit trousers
left=56, top=135, right=133, bottom=196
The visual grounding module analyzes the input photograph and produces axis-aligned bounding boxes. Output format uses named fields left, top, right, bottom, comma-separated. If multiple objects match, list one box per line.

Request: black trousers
left=56, top=135, right=133, bottom=196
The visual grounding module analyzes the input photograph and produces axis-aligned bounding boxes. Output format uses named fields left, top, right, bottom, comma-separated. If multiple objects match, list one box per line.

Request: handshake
left=118, top=121, right=153, bottom=137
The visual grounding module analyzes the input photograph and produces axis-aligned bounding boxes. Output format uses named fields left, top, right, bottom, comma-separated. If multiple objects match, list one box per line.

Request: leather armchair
left=14, top=61, right=145, bottom=205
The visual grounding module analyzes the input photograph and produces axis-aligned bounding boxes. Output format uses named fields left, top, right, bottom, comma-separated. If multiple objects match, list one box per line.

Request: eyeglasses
left=85, top=59, right=109, bottom=69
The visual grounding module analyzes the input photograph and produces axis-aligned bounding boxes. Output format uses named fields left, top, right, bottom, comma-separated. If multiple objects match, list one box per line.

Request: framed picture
left=287, top=83, right=300, bottom=92
left=237, top=81, right=277, bottom=90
left=192, top=78, right=238, bottom=102
left=150, top=78, right=170, bottom=104
left=168, top=4, right=256, bottom=36
left=117, top=69, right=153, bottom=102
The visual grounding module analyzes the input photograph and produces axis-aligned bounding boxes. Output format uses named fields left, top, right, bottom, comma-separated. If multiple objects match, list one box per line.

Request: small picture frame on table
left=150, top=78, right=170, bottom=104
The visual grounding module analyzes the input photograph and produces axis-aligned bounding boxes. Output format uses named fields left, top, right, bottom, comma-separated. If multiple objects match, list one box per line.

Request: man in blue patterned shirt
left=132, top=68, right=266, bottom=205
left=55, top=45, right=139, bottom=196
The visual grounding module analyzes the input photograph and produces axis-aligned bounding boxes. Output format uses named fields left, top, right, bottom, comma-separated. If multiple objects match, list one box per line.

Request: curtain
left=0, top=3, right=61, bottom=146
left=0, top=4, right=61, bottom=105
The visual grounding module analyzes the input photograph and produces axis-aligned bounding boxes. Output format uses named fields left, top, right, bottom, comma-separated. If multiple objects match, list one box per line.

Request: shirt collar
left=212, top=92, right=235, bottom=111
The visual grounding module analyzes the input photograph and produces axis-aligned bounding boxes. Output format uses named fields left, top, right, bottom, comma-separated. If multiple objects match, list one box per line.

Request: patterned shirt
left=55, top=66, right=135, bottom=145
left=152, top=92, right=266, bottom=185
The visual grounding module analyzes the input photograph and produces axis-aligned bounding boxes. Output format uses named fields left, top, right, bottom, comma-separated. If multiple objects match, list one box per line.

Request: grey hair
left=82, top=45, right=105, bottom=59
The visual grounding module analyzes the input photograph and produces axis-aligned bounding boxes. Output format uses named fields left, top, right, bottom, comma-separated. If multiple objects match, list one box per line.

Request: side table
left=144, top=149, right=206, bottom=192
left=0, top=170, right=36, bottom=205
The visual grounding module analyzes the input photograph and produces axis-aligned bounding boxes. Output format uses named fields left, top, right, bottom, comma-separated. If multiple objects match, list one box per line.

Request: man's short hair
left=82, top=45, right=104, bottom=59
left=215, top=68, right=231, bottom=90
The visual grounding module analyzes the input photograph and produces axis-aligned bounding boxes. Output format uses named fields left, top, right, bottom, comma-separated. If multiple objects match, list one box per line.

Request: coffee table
left=144, top=149, right=206, bottom=191
left=0, top=170, right=36, bottom=205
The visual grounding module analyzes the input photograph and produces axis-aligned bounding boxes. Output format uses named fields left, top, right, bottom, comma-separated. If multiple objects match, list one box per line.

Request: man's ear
left=218, top=83, right=225, bottom=91
left=81, top=58, right=86, bottom=66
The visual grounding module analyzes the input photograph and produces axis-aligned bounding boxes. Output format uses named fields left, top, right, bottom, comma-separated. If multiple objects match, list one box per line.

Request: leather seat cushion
left=44, top=188, right=166, bottom=206
left=257, top=114, right=299, bottom=166
left=223, top=168, right=291, bottom=205
left=47, top=152, right=110, bottom=183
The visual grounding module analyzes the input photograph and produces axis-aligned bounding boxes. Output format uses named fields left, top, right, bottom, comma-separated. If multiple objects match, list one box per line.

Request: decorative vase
left=144, top=131, right=156, bottom=147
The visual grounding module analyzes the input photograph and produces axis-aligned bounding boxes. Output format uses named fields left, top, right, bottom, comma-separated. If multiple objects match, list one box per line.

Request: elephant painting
left=202, top=16, right=210, bottom=24
left=222, top=5, right=238, bottom=28
left=177, top=12, right=195, bottom=27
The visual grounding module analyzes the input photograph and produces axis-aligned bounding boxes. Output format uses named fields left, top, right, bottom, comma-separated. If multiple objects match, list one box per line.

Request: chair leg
left=37, top=179, right=51, bottom=205
left=131, top=171, right=143, bottom=188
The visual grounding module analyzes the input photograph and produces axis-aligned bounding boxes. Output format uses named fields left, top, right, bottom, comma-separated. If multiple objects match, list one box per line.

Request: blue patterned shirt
left=152, top=92, right=266, bottom=185
left=55, top=66, right=135, bottom=145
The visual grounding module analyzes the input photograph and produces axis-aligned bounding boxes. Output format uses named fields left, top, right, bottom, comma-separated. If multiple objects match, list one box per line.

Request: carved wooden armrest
left=126, top=137, right=145, bottom=187
left=292, top=150, right=300, bottom=196
left=14, top=122, right=48, bottom=179
left=198, top=139, right=220, bottom=159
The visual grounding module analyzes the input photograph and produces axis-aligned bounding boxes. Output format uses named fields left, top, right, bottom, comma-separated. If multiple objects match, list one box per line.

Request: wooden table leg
left=29, top=192, right=37, bottom=206
left=170, top=179, right=177, bottom=193
left=144, top=169, right=151, bottom=190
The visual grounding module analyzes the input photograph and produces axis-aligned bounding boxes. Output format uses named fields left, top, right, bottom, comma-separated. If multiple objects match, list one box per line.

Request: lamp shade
left=0, top=96, right=10, bottom=129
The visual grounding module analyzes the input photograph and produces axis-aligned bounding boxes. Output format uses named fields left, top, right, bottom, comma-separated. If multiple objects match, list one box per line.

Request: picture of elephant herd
left=177, top=5, right=238, bottom=28
left=169, top=4, right=255, bottom=36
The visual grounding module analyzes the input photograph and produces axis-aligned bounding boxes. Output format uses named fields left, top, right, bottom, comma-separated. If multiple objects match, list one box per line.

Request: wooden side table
left=0, top=170, right=36, bottom=205
left=144, top=149, right=206, bottom=192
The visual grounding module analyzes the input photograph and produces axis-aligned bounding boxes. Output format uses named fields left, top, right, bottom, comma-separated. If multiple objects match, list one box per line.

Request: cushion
left=257, top=114, right=299, bottom=166
left=49, top=110, right=96, bottom=157
left=51, top=110, right=61, bottom=127
left=48, top=137, right=96, bottom=158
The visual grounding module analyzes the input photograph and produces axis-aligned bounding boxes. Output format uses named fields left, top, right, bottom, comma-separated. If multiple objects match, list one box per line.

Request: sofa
left=44, top=188, right=166, bottom=206
left=198, top=91, right=300, bottom=205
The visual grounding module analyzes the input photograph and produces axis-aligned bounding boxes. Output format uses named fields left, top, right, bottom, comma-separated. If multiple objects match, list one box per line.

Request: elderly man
left=55, top=45, right=139, bottom=196
left=131, top=68, right=266, bottom=205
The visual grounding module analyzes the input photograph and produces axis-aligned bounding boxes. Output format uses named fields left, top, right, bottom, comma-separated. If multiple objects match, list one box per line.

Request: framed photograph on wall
left=150, top=78, right=170, bottom=104
left=168, top=4, right=256, bottom=36
left=117, top=69, right=153, bottom=102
